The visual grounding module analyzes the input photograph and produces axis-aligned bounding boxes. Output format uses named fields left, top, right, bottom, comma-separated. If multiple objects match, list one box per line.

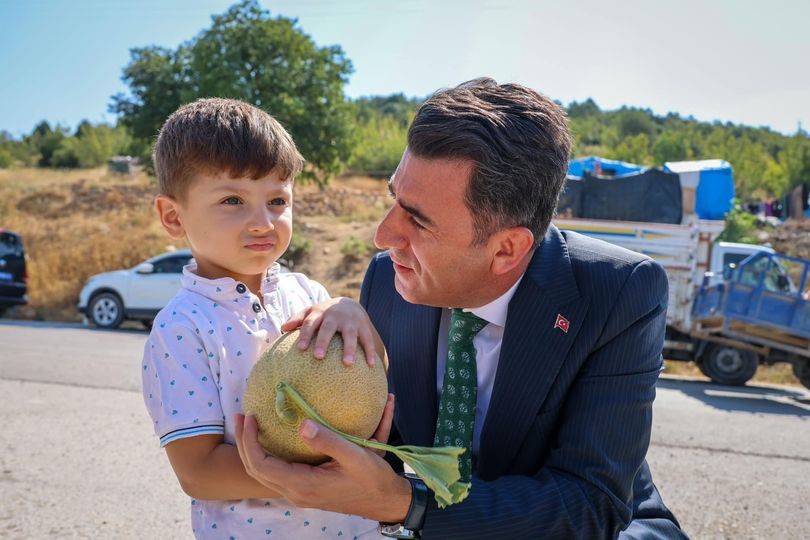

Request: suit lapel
left=478, top=225, right=590, bottom=479
left=389, top=294, right=442, bottom=447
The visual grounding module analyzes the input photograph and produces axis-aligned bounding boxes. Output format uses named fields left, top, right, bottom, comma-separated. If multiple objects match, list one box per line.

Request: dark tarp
left=559, top=169, right=682, bottom=224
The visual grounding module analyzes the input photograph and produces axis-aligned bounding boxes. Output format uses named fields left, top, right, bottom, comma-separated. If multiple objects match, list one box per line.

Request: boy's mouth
left=245, top=241, right=275, bottom=252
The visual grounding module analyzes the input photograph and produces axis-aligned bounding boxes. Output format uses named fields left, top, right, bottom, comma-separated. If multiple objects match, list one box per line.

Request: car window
left=152, top=255, right=192, bottom=274
left=0, top=232, right=23, bottom=258
left=738, top=255, right=792, bottom=293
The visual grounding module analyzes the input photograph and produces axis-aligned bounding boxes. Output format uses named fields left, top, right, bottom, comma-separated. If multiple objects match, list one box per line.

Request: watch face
left=379, top=523, right=419, bottom=539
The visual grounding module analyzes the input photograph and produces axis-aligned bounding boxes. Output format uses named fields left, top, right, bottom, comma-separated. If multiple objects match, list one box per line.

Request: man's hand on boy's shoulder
left=281, top=297, right=382, bottom=368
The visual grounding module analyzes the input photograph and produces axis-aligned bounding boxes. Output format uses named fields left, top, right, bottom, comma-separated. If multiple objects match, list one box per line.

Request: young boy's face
left=158, top=169, right=293, bottom=285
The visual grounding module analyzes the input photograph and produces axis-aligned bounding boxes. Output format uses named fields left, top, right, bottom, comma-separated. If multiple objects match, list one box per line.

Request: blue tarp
left=568, top=156, right=646, bottom=179
left=664, top=160, right=735, bottom=220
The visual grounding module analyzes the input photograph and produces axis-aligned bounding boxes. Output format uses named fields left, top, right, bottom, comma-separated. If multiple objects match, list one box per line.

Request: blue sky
left=1, top=0, right=808, bottom=137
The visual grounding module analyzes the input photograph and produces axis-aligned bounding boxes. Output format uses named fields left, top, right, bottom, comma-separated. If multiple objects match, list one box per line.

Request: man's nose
left=374, top=206, right=405, bottom=250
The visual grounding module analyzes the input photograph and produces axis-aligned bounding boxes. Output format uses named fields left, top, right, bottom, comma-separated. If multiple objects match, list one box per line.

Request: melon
left=242, top=329, right=388, bottom=464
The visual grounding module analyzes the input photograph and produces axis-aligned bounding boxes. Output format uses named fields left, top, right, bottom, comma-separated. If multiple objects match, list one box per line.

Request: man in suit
left=237, top=78, right=685, bottom=539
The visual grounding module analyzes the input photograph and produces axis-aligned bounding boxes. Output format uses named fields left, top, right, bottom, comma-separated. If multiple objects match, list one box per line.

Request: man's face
left=374, top=151, right=493, bottom=308
left=172, top=169, right=293, bottom=284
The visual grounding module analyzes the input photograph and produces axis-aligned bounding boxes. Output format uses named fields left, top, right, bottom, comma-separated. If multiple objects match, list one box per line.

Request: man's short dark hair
left=153, top=98, right=304, bottom=201
left=407, top=78, right=572, bottom=246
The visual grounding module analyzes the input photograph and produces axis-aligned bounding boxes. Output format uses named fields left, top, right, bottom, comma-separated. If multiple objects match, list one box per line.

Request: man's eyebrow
left=387, top=177, right=435, bottom=227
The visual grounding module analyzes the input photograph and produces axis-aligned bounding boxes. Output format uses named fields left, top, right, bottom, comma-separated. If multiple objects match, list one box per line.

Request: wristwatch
left=378, top=473, right=429, bottom=539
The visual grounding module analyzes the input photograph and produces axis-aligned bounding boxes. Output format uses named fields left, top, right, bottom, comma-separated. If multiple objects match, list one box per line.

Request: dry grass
left=1, top=167, right=176, bottom=320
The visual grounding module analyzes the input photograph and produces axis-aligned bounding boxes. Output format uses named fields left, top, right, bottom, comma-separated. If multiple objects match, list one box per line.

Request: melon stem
left=275, top=381, right=471, bottom=508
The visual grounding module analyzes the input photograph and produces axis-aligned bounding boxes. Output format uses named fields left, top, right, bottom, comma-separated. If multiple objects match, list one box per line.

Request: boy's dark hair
left=407, top=78, right=572, bottom=246
left=153, top=98, right=304, bottom=200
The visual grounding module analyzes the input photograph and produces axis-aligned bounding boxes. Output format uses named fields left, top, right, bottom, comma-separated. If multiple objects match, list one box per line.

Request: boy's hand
left=282, top=297, right=381, bottom=367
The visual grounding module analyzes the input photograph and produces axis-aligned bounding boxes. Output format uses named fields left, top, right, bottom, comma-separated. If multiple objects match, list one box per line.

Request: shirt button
left=252, top=302, right=262, bottom=313
left=236, top=283, right=246, bottom=294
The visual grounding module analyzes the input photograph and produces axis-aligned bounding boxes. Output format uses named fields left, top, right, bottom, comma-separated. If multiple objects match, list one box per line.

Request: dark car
left=0, top=229, right=28, bottom=316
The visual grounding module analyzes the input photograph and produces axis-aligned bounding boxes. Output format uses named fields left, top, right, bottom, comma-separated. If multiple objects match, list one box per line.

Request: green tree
left=348, top=113, right=407, bottom=176
left=607, top=133, right=652, bottom=165
left=47, top=122, right=131, bottom=169
left=26, top=121, right=69, bottom=167
left=779, top=135, right=810, bottom=190
left=651, top=131, right=690, bottom=165
left=111, top=0, right=354, bottom=186
left=613, top=108, right=656, bottom=139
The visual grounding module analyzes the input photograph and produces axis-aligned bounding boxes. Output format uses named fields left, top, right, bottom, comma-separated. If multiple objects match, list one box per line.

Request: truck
left=554, top=216, right=810, bottom=390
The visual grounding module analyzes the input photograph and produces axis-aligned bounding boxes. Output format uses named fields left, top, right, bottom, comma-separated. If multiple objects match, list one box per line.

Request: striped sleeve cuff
left=159, top=424, right=225, bottom=447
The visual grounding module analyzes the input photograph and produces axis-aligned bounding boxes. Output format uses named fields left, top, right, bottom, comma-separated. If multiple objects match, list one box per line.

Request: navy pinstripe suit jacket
left=360, top=225, right=686, bottom=539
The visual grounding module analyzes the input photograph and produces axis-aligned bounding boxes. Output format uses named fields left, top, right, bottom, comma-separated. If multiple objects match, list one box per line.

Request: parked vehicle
left=693, top=251, right=810, bottom=389
left=0, top=229, right=28, bottom=317
left=555, top=216, right=810, bottom=390
left=78, top=249, right=193, bottom=329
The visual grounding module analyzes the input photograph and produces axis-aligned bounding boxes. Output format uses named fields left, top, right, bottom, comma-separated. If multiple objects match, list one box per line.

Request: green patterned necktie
left=434, top=308, right=487, bottom=483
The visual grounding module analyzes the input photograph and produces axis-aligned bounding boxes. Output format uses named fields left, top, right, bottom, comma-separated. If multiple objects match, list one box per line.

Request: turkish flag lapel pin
left=554, top=314, right=570, bottom=333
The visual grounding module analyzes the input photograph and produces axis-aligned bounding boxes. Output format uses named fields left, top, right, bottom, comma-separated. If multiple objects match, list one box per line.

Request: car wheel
left=793, top=358, right=810, bottom=390
left=89, top=292, right=125, bottom=329
left=699, top=344, right=759, bottom=386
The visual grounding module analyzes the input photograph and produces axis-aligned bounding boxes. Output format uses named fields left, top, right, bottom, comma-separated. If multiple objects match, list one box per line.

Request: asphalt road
left=1, top=320, right=809, bottom=539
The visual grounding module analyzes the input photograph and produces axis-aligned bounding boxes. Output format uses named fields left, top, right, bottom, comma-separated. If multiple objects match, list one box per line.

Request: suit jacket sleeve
left=362, top=253, right=669, bottom=539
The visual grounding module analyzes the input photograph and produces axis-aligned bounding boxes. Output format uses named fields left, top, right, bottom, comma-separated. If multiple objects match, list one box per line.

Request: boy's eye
left=222, top=196, right=241, bottom=205
left=269, top=198, right=287, bottom=206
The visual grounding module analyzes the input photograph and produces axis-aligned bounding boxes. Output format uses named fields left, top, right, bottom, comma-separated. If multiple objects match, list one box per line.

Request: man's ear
left=155, top=195, right=185, bottom=240
left=489, top=226, right=534, bottom=276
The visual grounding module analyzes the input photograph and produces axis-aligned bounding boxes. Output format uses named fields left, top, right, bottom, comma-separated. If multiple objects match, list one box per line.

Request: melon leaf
left=276, top=381, right=470, bottom=507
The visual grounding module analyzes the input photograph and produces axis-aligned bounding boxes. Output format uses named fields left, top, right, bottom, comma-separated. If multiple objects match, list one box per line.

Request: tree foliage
left=110, top=0, right=354, bottom=187
left=347, top=94, right=420, bottom=176
left=568, top=100, right=810, bottom=200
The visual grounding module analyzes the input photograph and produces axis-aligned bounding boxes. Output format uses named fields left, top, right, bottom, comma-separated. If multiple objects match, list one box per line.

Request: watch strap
left=402, top=474, right=428, bottom=531
left=379, top=474, right=429, bottom=538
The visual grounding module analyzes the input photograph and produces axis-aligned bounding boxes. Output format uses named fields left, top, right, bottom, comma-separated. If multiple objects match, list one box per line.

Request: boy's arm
left=165, top=434, right=284, bottom=500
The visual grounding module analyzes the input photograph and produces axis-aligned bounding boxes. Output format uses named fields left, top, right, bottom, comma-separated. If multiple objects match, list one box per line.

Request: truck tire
left=793, top=358, right=810, bottom=390
left=699, top=344, right=759, bottom=386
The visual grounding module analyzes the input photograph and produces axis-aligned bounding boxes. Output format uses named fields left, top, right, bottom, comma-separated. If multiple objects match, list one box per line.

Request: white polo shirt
left=142, top=262, right=380, bottom=539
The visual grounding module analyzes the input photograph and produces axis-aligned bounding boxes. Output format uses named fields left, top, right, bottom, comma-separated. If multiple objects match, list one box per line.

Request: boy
left=142, top=98, right=385, bottom=539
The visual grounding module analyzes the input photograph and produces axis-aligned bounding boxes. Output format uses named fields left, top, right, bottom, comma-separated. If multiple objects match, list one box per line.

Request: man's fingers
left=299, top=419, right=366, bottom=465
left=371, top=393, right=395, bottom=446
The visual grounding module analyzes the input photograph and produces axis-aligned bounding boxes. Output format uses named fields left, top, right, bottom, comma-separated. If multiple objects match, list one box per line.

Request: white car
left=78, top=250, right=194, bottom=329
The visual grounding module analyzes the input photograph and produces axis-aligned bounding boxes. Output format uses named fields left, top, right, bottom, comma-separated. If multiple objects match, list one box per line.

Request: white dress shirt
left=436, top=275, right=524, bottom=456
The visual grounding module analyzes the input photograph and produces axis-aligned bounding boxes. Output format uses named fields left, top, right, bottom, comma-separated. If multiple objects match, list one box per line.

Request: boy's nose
left=248, top=208, right=275, bottom=233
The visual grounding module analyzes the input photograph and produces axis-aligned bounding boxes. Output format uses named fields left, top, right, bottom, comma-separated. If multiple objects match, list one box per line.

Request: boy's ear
left=155, top=195, right=185, bottom=240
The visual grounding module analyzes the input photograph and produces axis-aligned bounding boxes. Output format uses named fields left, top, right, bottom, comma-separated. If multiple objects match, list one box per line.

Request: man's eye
left=269, top=198, right=287, bottom=206
left=410, top=216, right=426, bottom=230
left=222, top=196, right=241, bottom=205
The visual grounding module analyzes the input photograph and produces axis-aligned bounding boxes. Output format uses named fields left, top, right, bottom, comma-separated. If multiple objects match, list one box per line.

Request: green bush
left=716, top=203, right=760, bottom=244
left=340, top=236, right=372, bottom=262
